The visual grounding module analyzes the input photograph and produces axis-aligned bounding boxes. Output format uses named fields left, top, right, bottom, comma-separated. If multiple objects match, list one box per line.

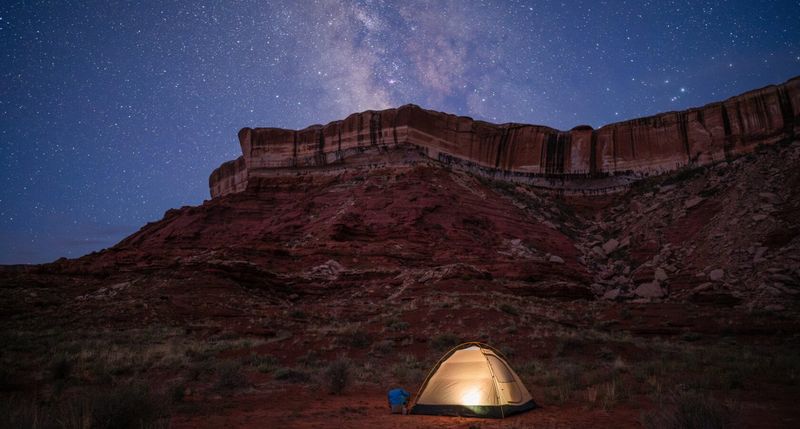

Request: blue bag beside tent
left=388, top=388, right=410, bottom=414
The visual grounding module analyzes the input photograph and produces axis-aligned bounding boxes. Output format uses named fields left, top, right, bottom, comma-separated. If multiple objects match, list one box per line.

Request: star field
left=1, top=0, right=799, bottom=263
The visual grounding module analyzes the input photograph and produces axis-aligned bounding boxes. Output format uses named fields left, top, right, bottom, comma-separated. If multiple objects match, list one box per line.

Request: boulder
left=758, top=192, right=782, bottom=205
left=634, top=281, right=665, bottom=298
left=708, top=269, right=725, bottom=282
left=602, top=239, right=620, bottom=255
left=683, top=197, right=704, bottom=209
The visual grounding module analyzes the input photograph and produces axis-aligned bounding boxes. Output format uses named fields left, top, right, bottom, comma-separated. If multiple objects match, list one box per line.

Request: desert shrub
left=501, top=324, right=518, bottom=335
left=699, top=187, right=720, bottom=198
left=371, top=339, right=396, bottom=355
left=596, top=347, right=615, bottom=361
left=391, top=354, right=425, bottom=384
left=297, top=350, right=322, bottom=368
left=498, top=345, right=516, bottom=359
left=553, top=333, right=587, bottom=358
left=0, top=395, right=54, bottom=429
left=499, top=303, right=519, bottom=316
left=430, top=333, right=461, bottom=352
left=50, top=353, right=72, bottom=381
left=325, top=357, right=352, bottom=394
left=661, top=165, right=706, bottom=186
left=273, top=367, right=310, bottom=383
left=515, top=360, right=541, bottom=377
left=391, top=364, right=424, bottom=385
left=543, top=362, right=583, bottom=404
left=586, top=373, right=629, bottom=411
left=249, top=354, right=278, bottom=373
left=0, top=365, right=16, bottom=390
left=289, top=310, right=306, bottom=319
left=680, top=332, right=702, bottom=342
left=213, top=361, right=246, bottom=391
left=64, top=384, right=169, bottom=429
left=385, top=318, right=410, bottom=332
left=758, top=350, right=800, bottom=386
left=244, top=353, right=277, bottom=369
left=338, top=329, right=372, bottom=349
left=169, top=382, right=185, bottom=403
left=642, top=391, right=734, bottom=429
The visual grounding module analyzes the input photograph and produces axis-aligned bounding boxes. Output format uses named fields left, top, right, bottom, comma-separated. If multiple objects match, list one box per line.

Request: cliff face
left=209, top=77, right=800, bottom=198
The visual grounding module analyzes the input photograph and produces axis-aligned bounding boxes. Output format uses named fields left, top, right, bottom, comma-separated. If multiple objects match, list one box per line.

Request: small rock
left=754, top=247, right=768, bottom=260
left=592, top=246, right=606, bottom=258
left=654, top=268, right=668, bottom=282
left=602, top=239, right=620, bottom=255
left=602, top=288, right=621, bottom=300
left=684, top=197, right=704, bottom=209
left=708, top=269, right=725, bottom=282
left=644, top=203, right=661, bottom=213
left=758, top=192, right=782, bottom=205
left=752, top=214, right=768, bottom=222
left=611, top=275, right=630, bottom=286
left=634, top=281, right=665, bottom=298
left=693, top=282, right=714, bottom=292
left=549, top=255, right=565, bottom=264
left=770, top=273, right=796, bottom=284
left=764, top=304, right=785, bottom=312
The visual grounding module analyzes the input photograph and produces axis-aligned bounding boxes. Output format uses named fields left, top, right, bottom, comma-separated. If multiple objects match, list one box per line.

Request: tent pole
left=480, top=345, right=505, bottom=418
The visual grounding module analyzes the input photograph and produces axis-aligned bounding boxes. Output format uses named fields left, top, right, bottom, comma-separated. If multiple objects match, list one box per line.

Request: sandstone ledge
left=210, top=76, right=800, bottom=198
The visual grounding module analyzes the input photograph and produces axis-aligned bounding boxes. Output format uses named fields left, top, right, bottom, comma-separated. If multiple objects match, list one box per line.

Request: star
left=1, top=0, right=799, bottom=263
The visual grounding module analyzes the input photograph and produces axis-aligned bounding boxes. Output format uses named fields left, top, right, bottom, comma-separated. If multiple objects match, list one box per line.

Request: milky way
left=1, top=0, right=799, bottom=263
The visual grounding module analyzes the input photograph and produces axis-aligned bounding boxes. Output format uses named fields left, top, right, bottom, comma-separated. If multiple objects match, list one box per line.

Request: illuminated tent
left=410, top=342, right=536, bottom=418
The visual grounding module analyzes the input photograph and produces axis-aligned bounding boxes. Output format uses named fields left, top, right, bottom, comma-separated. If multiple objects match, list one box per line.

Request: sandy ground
left=171, top=385, right=644, bottom=429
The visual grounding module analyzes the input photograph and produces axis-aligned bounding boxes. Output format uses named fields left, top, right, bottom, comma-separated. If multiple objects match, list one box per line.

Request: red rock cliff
left=210, top=76, right=800, bottom=198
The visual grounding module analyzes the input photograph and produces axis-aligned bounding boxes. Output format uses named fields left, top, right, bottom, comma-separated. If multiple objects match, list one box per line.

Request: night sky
left=1, top=1, right=799, bottom=264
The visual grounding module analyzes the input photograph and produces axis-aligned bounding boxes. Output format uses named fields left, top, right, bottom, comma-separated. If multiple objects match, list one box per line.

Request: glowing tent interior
left=409, top=342, right=537, bottom=418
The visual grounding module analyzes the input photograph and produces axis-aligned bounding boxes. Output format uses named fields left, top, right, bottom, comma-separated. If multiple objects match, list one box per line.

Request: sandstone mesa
left=210, top=76, right=800, bottom=198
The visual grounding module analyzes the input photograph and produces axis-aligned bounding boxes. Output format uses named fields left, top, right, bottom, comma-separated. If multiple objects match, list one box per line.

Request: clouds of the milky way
left=1, top=0, right=799, bottom=263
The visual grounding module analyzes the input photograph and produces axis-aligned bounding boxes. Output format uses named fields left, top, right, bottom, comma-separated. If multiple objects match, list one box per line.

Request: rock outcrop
left=210, top=76, right=800, bottom=198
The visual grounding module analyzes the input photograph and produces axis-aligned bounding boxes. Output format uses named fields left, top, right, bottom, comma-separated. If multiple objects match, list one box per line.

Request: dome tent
left=410, top=342, right=536, bottom=418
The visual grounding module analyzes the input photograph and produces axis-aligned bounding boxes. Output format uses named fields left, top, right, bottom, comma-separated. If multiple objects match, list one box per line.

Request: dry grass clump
left=1, top=384, right=169, bottom=429
left=273, top=367, right=311, bottom=383
left=325, top=357, right=353, bottom=394
left=212, top=361, right=247, bottom=391
left=429, top=333, right=461, bottom=352
left=641, top=391, right=735, bottom=429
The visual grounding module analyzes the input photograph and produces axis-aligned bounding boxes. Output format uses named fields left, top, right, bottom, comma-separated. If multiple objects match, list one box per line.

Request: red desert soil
left=170, top=385, right=644, bottom=429
left=170, top=383, right=799, bottom=429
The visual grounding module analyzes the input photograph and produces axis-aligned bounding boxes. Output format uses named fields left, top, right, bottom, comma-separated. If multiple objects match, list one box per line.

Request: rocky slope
left=3, top=139, right=798, bottom=333
left=211, top=76, right=799, bottom=197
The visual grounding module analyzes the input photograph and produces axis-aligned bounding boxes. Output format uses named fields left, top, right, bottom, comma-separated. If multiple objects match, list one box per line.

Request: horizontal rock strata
left=210, top=76, right=799, bottom=198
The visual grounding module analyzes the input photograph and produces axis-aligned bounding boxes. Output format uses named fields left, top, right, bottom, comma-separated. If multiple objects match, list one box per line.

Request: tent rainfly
left=410, top=342, right=536, bottom=418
